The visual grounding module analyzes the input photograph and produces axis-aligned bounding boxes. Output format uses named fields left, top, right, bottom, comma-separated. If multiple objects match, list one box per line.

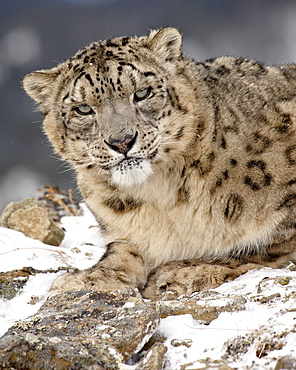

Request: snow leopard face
left=23, top=28, right=199, bottom=187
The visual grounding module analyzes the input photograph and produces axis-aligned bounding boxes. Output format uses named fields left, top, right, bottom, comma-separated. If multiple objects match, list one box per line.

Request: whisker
left=49, top=154, right=64, bottom=161
left=159, top=127, right=183, bottom=143
left=58, top=167, right=75, bottom=174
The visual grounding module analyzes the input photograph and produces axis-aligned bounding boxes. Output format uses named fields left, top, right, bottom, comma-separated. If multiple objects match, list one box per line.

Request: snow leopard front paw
left=50, top=241, right=148, bottom=295
left=142, top=260, right=260, bottom=300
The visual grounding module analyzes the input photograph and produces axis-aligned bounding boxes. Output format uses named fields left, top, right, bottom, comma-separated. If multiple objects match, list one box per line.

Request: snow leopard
left=23, top=27, right=296, bottom=299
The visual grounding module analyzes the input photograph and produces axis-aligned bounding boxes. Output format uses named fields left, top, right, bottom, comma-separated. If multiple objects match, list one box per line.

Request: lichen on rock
left=0, top=289, right=159, bottom=369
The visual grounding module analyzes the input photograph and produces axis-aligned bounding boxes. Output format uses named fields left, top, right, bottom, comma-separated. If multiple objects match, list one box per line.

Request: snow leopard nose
left=105, top=131, right=138, bottom=155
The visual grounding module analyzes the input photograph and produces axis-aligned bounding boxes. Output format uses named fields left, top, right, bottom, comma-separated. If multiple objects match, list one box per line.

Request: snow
left=0, top=203, right=105, bottom=272
left=156, top=269, right=296, bottom=369
left=1, top=205, right=296, bottom=369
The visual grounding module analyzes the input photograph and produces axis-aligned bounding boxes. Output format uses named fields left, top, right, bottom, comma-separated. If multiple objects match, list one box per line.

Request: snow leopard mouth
left=100, top=157, right=142, bottom=171
left=109, top=157, right=154, bottom=187
left=115, top=157, right=144, bottom=170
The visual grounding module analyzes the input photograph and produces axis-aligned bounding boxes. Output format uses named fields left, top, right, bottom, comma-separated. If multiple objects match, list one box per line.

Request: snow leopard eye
left=74, top=105, right=93, bottom=115
left=134, top=87, right=151, bottom=102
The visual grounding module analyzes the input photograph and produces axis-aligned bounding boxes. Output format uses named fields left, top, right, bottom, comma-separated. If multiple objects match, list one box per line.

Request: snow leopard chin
left=110, top=158, right=153, bottom=187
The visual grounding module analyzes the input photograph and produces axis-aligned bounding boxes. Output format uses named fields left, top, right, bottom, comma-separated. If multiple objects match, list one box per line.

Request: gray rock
left=0, top=198, right=64, bottom=246
left=0, top=289, right=159, bottom=369
left=151, top=290, right=247, bottom=324
left=135, top=342, right=167, bottom=370
left=0, top=267, right=32, bottom=300
left=274, top=355, right=296, bottom=369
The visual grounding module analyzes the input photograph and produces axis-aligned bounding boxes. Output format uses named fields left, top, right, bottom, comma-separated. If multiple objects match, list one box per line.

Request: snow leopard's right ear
left=23, top=68, right=60, bottom=112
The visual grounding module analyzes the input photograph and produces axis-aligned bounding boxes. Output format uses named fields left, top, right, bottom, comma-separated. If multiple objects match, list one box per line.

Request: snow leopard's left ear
left=148, top=27, right=182, bottom=62
left=23, top=67, right=60, bottom=113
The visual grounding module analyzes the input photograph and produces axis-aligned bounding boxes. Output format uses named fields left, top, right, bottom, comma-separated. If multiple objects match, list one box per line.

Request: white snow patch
left=122, top=301, right=136, bottom=309
left=97, top=324, right=110, bottom=331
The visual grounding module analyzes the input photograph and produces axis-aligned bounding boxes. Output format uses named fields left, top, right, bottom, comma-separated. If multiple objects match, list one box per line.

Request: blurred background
left=1, top=0, right=296, bottom=211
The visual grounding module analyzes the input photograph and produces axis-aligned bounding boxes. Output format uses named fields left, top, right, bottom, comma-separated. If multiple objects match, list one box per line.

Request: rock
left=0, top=267, right=35, bottom=300
left=0, top=198, right=64, bottom=246
left=274, top=355, right=296, bottom=369
left=171, top=338, right=192, bottom=348
left=224, top=335, right=254, bottom=360
left=155, top=299, right=220, bottom=324
left=0, top=289, right=159, bottom=369
left=0, top=333, right=121, bottom=370
left=151, top=290, right=247, bottom=324
left=180, top=359, right=235, bottom=369
left=135, top=342, right=167, bottom=370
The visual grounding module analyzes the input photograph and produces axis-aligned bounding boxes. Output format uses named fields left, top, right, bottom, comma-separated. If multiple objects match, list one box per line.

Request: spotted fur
left=24, top=28, right=296, bottom=298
